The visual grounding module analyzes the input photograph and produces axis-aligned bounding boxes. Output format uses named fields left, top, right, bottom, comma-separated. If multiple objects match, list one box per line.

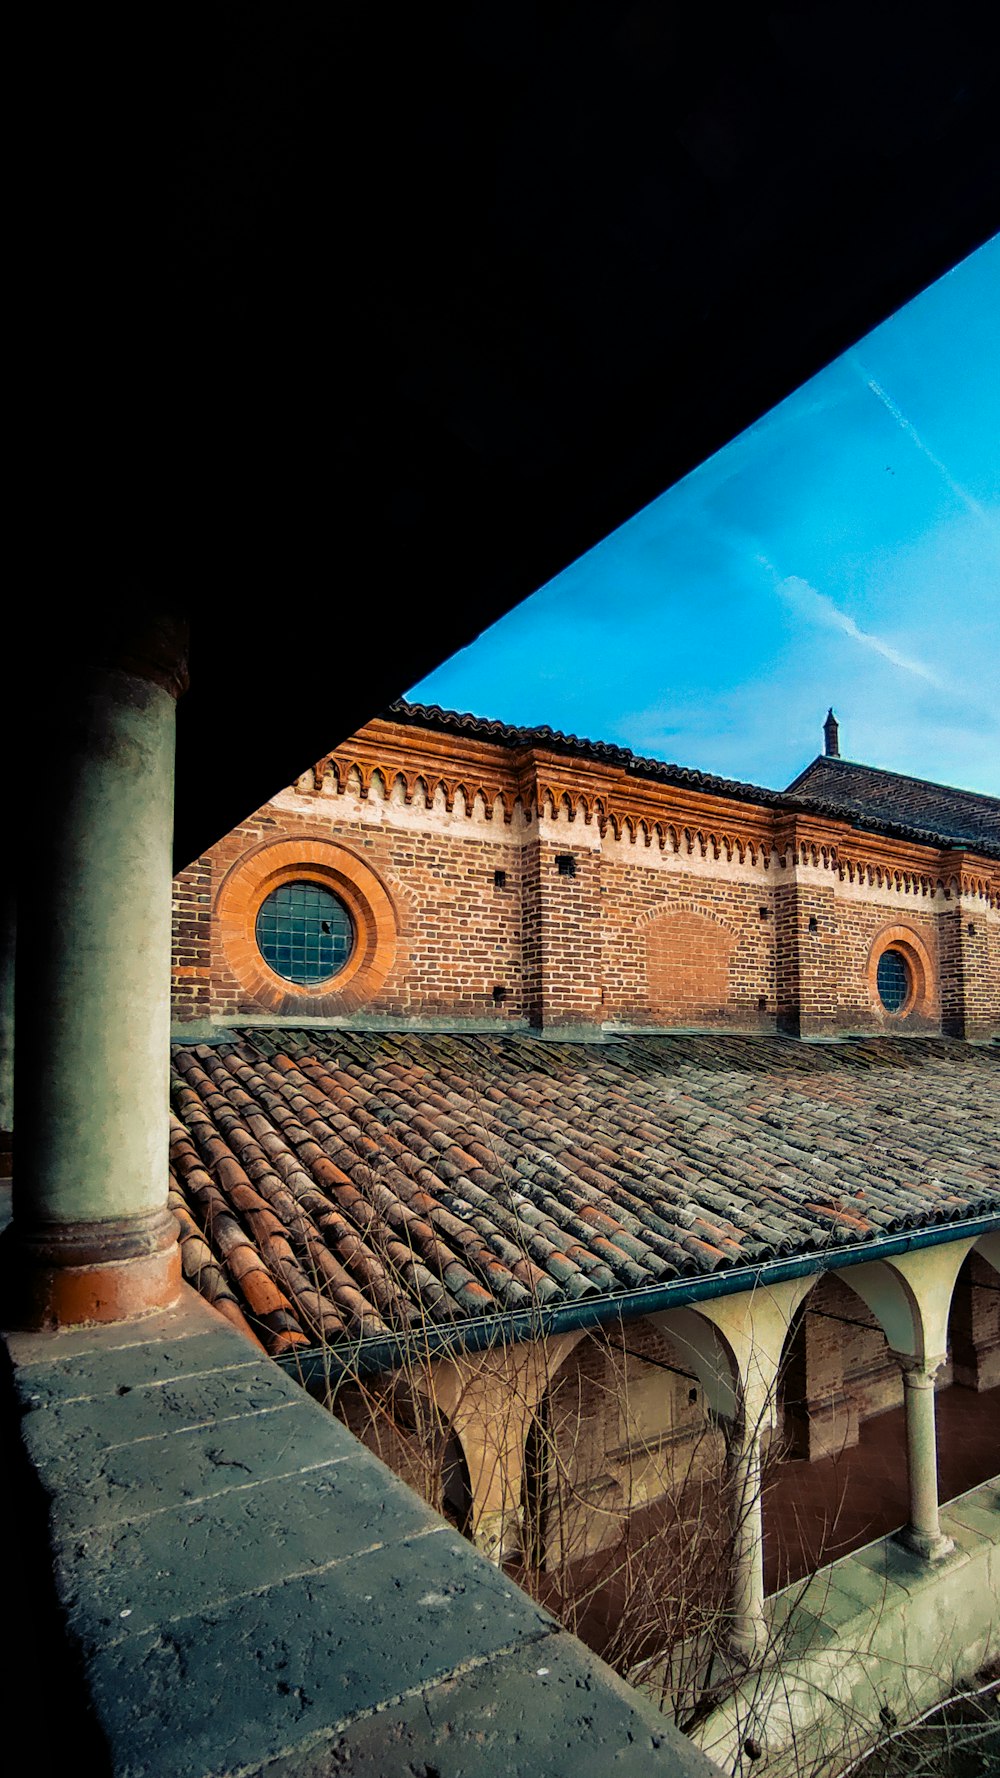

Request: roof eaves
left=277, top=1206, right=1000, bottom=1386
left=383, top=703, right=1000, bottom=862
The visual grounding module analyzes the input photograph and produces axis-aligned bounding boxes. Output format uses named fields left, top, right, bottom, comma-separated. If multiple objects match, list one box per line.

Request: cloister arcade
left=328, top=1231, right=1000, bottom=1671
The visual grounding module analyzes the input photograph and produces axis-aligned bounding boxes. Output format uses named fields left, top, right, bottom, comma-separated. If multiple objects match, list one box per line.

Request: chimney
left=823, top=708, right=840, bottom=758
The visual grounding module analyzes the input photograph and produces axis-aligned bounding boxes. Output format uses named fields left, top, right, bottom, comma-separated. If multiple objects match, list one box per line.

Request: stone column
left=725, top=1418, right=768, bottom=1659
left=897, top=1358, right=954, bottom=1561
left=0, top=885, right=14, bottom=1178
left=5, top=615, right=187, bottom=1327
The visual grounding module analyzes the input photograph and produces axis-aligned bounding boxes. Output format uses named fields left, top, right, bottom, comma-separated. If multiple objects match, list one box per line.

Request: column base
left=0, top=1210, right=181, bottom=1329
left=895, top=1525, right=955, bottom=1562
left=473, top=1506, right=522, bottom=1567
left=724, top=1616, right=770, bottom=1665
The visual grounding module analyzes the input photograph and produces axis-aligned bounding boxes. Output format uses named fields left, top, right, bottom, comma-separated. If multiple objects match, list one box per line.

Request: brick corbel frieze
left=935, top=849, right=1000, bottom=908
left=313, top=718, right=1000, bottom=907
left=323, top=719, right=524, bottom=821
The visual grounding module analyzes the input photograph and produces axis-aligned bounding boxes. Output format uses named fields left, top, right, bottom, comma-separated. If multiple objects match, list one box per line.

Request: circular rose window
left=216, top=836, right=399, bottom=1013
left=255, top=881, right=354, bottom=984
left=875, top=947, right=911, bottom=1013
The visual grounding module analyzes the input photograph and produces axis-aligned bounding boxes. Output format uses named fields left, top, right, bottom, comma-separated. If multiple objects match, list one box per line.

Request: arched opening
left=950, top=1248, right=1000, bottom=1394
left=942, top=1248, right=1000, bottom=1494
left=520, top=1396, right=550, bottom=1571
left=440, top=1425, right=474, bottom=1537
left=325, top=1371, right=473, bottom=1537
left=766, top=1270, right=909, bottom=1591
left=513, top=1316, right=731, bottom=1679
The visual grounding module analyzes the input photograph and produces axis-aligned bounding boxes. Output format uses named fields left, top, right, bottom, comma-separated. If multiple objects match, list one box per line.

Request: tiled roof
left=384, top=702, right=1000, bottom=860
left=169, top=1031, right=1000, bottom=1357
left=786, top=755, right=1000, bottom=854
left=386, top=700, right=782, bottom=801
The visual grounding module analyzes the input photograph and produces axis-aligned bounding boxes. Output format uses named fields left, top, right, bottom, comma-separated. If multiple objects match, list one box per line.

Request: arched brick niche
left=215, top=837, right=399, bottom=1015
left=643, top=908, right=737, bottom=1024
left=866, top=924, right=935, bottom=1024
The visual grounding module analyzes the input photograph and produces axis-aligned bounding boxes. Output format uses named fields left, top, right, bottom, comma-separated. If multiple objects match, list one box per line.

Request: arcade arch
left=326, top=1233, right=999, bottom=1670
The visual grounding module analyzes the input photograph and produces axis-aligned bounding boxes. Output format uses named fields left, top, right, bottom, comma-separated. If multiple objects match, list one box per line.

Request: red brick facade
left=172, top=712, right=1000, bottom=1040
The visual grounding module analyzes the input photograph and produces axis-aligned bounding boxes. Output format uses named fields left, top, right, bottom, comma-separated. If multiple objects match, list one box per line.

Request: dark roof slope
left=384, top=702, right=1000, bottom=860
left=786, top=755, right=1000, bottom=853
left=169, top=1030, right=1000, bottom=1357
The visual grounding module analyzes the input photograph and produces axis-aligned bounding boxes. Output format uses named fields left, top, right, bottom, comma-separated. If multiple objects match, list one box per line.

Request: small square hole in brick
left=808, top=915, right=819, bottom=933
left=758, top=905, right=769, bottom=920
left=757, top=995, right=767, bottom=1011
left=967, top=922, right=976, bottom=937
left=494, top=869, right=507, bottom=888
left=492, top=984, right=507, bottom=1004
left=556, top=854, right=576, bottom=877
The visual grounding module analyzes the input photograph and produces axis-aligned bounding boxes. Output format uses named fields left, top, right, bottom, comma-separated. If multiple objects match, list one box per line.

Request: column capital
left=894, top=1351, right=947, bottom=1387
left=53, top=609, right=190, bottom=701
left=473, top=1504, right=522, bottom=1567
left=94, top=611, right=190, bottom=700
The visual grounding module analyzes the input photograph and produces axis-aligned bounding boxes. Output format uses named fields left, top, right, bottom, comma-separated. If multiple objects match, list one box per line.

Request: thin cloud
left=757, top=558, right=943, bottom=686
left=855, top=362, right=994, bottom=527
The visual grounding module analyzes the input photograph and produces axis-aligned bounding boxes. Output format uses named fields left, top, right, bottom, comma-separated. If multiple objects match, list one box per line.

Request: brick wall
left=170, top=856, right=213, bottom=1020
left=940, top=905, right=1000, bottom=1040
left=780, top=1273, right=904, bottom=1460
left=189, top=799, right=527, bottom=1026
left=775, top=882, right=840, bottom=1036
left=602, top=872, right=776, bottom=1030
left=171, top=715, right=999, bottom=1038
left=522, top=838, right=604, bottom=1029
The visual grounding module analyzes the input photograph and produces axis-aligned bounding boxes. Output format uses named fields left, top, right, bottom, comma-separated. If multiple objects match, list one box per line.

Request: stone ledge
left=693, top=1474, right=1000, bottom=1775
left=4, top=1288, right=716, bottom=1778
left=255, top=1631, right=698, bottom=1778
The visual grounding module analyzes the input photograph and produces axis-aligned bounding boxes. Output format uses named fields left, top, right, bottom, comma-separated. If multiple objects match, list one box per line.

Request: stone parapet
left=4, top=1287, right=716, bottom=1778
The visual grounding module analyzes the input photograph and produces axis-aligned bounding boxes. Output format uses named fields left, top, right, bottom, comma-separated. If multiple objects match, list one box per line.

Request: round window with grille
left=876, top=947, right=911, bottom=1013
left=255, top=881, right=354, bottom=984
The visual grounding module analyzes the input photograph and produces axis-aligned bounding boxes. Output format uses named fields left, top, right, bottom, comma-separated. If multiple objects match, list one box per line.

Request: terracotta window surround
left=866, top=924, right=934, bottom=1021
left=215, top=837, right=399, bottom=1014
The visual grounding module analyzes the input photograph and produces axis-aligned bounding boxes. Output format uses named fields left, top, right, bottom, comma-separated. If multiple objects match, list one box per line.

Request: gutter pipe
left=277, top=1210, right=1000, bottom=1390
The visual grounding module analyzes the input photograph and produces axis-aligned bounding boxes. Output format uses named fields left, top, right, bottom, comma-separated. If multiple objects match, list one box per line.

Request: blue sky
left=409, top=236, right=1000, bottom=796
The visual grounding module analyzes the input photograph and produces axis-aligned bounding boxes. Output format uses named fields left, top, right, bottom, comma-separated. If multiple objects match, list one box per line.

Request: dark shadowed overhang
left=23, top=10, right=1000, bottom=866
